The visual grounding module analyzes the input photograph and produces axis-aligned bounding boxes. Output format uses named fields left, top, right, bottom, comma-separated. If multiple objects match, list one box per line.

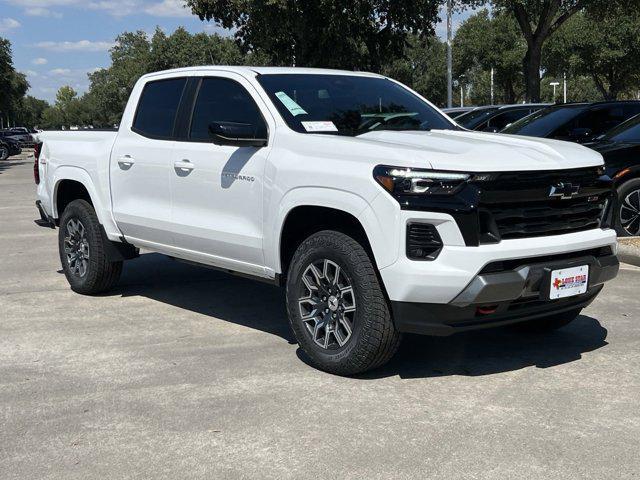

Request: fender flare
left=51, top=166, right=120, bottom=238
left=268, top=187, right=395, bottom=274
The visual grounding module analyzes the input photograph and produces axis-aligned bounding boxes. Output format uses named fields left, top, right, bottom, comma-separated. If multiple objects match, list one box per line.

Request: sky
left=0, top=0, right=473, bottom=103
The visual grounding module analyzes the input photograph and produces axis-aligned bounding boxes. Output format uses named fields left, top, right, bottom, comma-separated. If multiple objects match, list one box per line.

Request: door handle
left=117, top=155, right=135, bottom=169
left=174, top=159, right=195, bottom=173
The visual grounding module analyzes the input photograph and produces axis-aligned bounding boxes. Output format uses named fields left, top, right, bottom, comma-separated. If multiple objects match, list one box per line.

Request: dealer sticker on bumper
left=549, top=265, right=589, bottom=299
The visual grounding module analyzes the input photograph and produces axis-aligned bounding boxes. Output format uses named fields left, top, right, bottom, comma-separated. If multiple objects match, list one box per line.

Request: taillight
left=33, top=142, right=42, bottom=184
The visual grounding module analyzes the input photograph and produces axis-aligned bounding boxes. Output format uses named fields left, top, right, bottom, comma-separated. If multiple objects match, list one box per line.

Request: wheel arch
left=272, top=188, right=395, bottom=280
left=52, top=167, right=106, bottom=225
left=613, top=166, right=640, bottom=188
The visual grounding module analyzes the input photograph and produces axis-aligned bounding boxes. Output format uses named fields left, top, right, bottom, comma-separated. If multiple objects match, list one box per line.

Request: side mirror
left=208, top=121, right=268, bottom=148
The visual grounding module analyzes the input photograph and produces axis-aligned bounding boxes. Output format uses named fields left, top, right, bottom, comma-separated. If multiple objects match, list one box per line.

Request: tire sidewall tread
left=286, top=230, right=400, bottom=375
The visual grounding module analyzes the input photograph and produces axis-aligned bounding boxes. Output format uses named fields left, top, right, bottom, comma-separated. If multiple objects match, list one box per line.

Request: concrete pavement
left=1, top=152, right=639, bottom=479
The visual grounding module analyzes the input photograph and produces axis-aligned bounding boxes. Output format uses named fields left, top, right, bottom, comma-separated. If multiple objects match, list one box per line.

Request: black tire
left=511, top=308, right=581, bottom=333
left=58, top=199, right=122, bottom=294
left=285, top=230, right=401, bottom=375
left=0, top=144, right=8, bottom=161
left=615, top=178, right=640, bottom=237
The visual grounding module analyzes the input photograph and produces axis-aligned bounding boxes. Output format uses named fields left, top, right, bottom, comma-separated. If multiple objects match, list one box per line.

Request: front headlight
left=373, top=165, right=470, bottom=196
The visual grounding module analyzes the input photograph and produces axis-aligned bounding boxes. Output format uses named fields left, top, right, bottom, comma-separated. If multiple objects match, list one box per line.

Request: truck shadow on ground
left=114, top=253, right=608, bottom=379
left=0, top=160, right=28, bottom=174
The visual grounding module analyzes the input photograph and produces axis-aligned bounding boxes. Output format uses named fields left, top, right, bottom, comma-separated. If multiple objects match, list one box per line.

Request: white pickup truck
left=35, top=66, right=619, bottom=375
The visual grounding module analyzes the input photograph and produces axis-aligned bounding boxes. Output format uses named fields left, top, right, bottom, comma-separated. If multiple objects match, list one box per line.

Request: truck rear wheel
left=58, top=199, right=122, bottom=294
left=285, top=230, right=401, bottom=375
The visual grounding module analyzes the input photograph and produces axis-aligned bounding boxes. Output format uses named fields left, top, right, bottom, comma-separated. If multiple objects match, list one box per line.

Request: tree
left=184, top=0, right=442, bottom=71
left=0, top=37, right=30, bottom=126
left=383, top=35, right=448, bottom=106
left=15, top=96, right=49, bottom=128
left=84, top=27, right=255, bottom=126
left=453, top=9, right=525, bottom=104
left=544, top=10, right=640, bottom=100
left=490, top=0, right=639, bottom=102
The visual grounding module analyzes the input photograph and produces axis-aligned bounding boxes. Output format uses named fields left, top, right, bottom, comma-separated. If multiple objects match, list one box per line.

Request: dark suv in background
left=455, top=104, right=550, bottom=132
left=0, top=137, right=22, bottom=160
left=584, top=114, right=640, bottom=236
left=502, top=101, right=640, bottom=143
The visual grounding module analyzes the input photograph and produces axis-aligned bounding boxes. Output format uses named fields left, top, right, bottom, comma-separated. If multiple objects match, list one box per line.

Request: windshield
left=601, top=114, right=640, bottom=143
left=501, top=105, right=588, bottom=136
left=455, top=107, right=499, bottom=129
left=256, top=74, right=455, bottom=136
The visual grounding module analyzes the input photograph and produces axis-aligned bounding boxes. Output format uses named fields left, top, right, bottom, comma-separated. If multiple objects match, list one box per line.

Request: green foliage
left=0, top=37, right=30, bottom=125
left=83, top=27, right=256, bottom=126
left=184, top=0, right=441, bottom=71
left=544, top=10, right=640, bottom=100
left=15, top=96, right=49, bottom=128
left=488, top=0, right=638, bottom=101
left=382, top=35, right=447, bottom=106
left=453, top=9, right=525, bottom=104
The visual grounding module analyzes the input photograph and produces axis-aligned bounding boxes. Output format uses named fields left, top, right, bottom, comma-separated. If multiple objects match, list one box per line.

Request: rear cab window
left=132, top=77, right=187, bottom=139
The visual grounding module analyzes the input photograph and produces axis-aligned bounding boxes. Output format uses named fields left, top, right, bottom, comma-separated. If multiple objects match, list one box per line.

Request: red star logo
left=553, top=278, right=563, bottom=289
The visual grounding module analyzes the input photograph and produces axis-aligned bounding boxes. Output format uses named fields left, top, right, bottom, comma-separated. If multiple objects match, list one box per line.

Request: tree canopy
left=184, top=0, right=442, bottom=71
left=489, top=0, right=640, bottom=101
left=0, top=38, right=29, bottom=127
left=544, top=9, right=640, bottom=100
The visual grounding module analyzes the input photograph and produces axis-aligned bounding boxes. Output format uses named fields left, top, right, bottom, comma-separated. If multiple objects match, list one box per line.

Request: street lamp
left=446, top=0, right=453, bottom=108
left=550, top=81, right=560, bottom=102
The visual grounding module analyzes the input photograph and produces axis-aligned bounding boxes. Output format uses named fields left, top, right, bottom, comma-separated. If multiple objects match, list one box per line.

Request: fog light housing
left=406, top=223, right=442, bottom=260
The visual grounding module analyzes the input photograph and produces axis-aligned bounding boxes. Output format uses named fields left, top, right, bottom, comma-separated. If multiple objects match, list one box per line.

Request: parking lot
left=1, top=151, right=640, bottom=479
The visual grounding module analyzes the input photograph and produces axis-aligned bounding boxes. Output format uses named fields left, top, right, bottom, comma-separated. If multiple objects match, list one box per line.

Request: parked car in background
left=455, top=104, right=550, bottom=132
left=0, top=137, right=22, bottom=160
left=502, top=101, right=640, bottom=143
left=442, top=106, right=475, bottom=119
left=1, top=128, right=35, bottom=147
left=582, top=114, right=640, bottom=236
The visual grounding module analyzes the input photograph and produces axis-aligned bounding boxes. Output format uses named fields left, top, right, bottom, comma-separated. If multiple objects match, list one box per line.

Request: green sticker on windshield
left=275, top=91, right=308, bottom=116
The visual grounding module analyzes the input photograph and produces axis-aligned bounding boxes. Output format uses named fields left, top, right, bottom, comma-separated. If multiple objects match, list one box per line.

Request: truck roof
left=140, top=66, right=385, bottom=80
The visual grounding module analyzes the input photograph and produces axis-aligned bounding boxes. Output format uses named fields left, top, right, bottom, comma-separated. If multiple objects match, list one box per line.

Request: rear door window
left=133, top=78, right=187, bottom=139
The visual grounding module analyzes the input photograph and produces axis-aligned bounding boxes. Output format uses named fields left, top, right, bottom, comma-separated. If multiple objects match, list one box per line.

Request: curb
left=618, top=237, right=640, bottom=268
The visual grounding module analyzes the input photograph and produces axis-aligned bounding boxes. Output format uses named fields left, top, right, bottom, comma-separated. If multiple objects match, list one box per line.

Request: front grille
left=476, top=167, right=610, bottom=242
left=406, top=223, right=442, bottom=260
left=488, top=198, right=605, bottom=239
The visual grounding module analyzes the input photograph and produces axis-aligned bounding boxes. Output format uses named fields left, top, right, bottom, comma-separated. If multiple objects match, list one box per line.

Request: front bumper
left=390, top=248, right=618, bottom=336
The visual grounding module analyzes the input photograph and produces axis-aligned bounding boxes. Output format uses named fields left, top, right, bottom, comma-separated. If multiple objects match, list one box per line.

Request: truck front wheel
left=58, top=199, right=122, bottom=294
left=285, top=230, right=401, bottom=375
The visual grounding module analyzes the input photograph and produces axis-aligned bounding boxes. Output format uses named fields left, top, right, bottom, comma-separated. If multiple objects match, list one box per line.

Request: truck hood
left=352, top=129, right=604, bottom=172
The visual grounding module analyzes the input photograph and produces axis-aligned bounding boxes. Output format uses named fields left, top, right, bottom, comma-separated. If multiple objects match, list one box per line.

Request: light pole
left=446, top=0, right=453, bottom=108
left=490, top=67, right=494, bottom=105
left=563, top=72, right=567, bottom=103
left=550, top=81, right=560, bottom=102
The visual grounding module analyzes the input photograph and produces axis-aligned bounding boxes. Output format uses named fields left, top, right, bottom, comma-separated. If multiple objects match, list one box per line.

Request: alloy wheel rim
left=297, top=259, right=356, bottom=350
left=64, top=218, right=90, bottom=277
left=0, top=146, right=7, bottom=159
left=620, top=188, right=640, bottom=236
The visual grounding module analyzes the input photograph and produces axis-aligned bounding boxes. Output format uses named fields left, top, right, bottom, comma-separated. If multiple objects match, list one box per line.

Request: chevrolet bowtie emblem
left=549, top=182, right=580, bottom=199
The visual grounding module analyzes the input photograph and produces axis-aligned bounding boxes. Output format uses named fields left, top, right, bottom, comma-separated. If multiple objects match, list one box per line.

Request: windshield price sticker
left=549, top=265, right=589, bottom=299
left=301, top=121, right=339, bottom=132
left=275, top=91, right=308, bottom=116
